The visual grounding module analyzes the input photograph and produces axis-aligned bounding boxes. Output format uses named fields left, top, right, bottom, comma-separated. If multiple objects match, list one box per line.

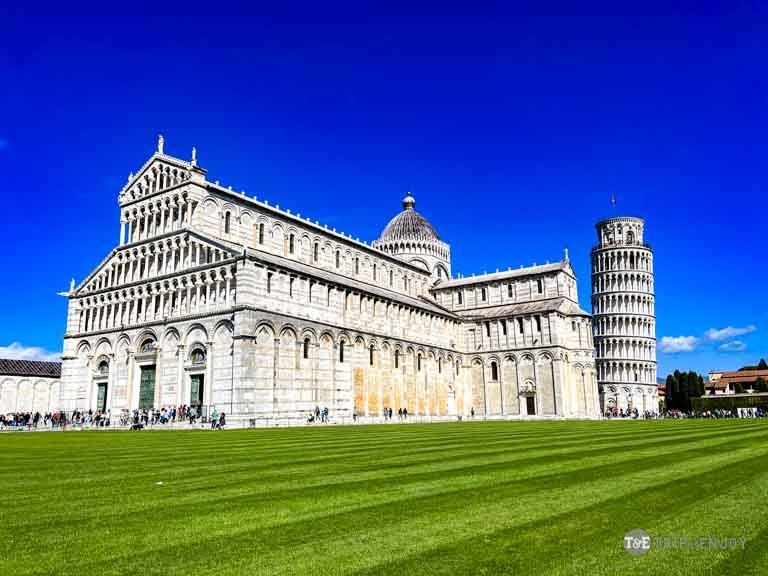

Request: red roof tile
left=0, top=359, right=61, bottom=378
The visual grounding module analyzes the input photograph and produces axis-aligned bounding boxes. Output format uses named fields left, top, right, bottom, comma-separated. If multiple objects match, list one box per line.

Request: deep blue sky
left=1, top=1, right=766, bottom=376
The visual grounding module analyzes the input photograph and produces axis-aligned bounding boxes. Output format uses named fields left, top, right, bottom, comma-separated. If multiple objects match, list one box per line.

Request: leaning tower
left=591, top=217, right=658, bottom=415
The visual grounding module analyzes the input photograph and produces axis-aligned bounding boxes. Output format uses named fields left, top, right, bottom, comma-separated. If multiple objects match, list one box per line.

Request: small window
left=339, top=341, right=345, bottom=363
left=535, top=316, right=541, bottom=332
left=191, top=349, right=206, bottom=365
left=507, top=284, right=513, bottom=298
left=140, top=339, right=156, bottom=353
left=481, top=287, right=487, bottom=301
left=501, top=319, right=507, bottom=336
left=517, top=318, right=524, bottom=334
left=267, top=272, right=273, bottom=294
left=491, top=361, right=499, bottom=381
left=258, top=223, right=264, bottom=244
left=313, top=242, right=319, bottom=262
left=438, top=358, right=442, bottom=373
left=572, top=321, right=576, bottom=331
left=395, top=350, right=400, bottom=369
left=456, top=362, right=460, bottom=375
left=537, top=278, right=543, bottom=294
left=303, top=338, right=310, bottom=360
left=369, top=345, right=375, bottom=366
left=224, top=212, right=231, bottom=234
left=355, top=257, right=359, bottom=275
left=289, top=234, right=295, bottom=254
left=417, top=354, right=422, bottom=371
left=485, top=321, right=491, bottom=337
left=389, top=270, right=394, bottom=287
left=98, top=361, right=109, bottom=376
left=335, top=251, right=340, bottom=268
left=373, top=263, right=377, bottom=280
left=289, top=277, right=295, bottom=298
left=458, top=291, right=463, bottom=305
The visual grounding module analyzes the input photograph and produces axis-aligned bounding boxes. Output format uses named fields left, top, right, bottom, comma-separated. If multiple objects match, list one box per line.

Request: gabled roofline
left=71, top=227, right=241, bottom=297
left=119, top=152, right=201, bottom=195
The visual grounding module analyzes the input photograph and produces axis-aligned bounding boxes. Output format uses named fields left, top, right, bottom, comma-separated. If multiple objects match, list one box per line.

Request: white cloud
left=719, top=340, right=747, bottom=352
left=660, top=336, right=699, bottom=353
left=0, top=342, right=61, bottom=362
left=705, top=325, right=757, bottom=341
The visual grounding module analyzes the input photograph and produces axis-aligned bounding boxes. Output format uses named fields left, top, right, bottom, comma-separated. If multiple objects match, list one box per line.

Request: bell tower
left=591, top=217, right=658, bottom=415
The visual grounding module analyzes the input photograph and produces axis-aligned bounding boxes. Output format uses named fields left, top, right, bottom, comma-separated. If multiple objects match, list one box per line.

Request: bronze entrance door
left=96, top=382, right=108, bottom=412
left=190, top=374, right=204, bottom=408
left=139, top=367, right=156, bottom=409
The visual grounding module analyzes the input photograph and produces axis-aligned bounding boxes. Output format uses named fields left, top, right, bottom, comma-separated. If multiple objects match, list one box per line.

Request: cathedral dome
left=378, top=192, right=441, bottom=242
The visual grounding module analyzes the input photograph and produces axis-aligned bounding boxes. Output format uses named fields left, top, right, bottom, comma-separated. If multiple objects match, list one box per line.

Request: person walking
left=210, top=407, right=219, bottom=430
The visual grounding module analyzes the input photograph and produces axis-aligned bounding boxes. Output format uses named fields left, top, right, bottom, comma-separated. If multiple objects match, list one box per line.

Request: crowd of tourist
left=347, top=406, right=408, bottom=423
left=0, top=410, right=73, bottom=430
left=0, top=404, right=229, bottom=431
left=604, top=406, right=768, bottom=419
left=660, top=407, right=766, bottom=419
left=307, top=406, right=330, bottom=423
left=604, top=407, right=659, bottom=419
left=3, top=403, right=766, bottom=431
left=127, top=405, right=226, bottom=429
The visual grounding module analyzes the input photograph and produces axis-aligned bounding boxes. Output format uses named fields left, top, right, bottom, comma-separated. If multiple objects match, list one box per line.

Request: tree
left=738, top=358, right=768, bottom=371
left=666, top=374, right=677, bottom=410
left=664, top=370, right=705, bottom=411
left=755, top=377, right=767, bottom=393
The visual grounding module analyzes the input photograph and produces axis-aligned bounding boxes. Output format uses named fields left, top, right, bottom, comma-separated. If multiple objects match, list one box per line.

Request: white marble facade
left=0, top=374, right=61, bottom=415
left=59, top=137, right=600, bottom=425
left=591, top=217, right=658, bottom=414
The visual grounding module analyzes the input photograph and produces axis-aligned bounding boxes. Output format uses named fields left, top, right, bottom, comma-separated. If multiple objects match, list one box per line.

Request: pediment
left=73, top=230, right=241, bottom=296
left=118, top=153, right=197, bottom=205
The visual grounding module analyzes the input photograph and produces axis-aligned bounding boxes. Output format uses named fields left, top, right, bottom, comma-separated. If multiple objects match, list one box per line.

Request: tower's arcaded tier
left=591, top=216, right=658, bottom=415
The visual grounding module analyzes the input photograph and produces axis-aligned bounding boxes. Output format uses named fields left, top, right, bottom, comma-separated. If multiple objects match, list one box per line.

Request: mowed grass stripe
left=11, top=422, right=763, bottom=536
left=44, top=427, right=765, bottom=575
left=3, top=422, right=760, bottom=521
left=2, top=420, right=766, bottom=575
left=0, top=418, right=756, bottom=512
left=352, top=447, right=768, bottom=576
left=0, top=420, right=753, bottom=492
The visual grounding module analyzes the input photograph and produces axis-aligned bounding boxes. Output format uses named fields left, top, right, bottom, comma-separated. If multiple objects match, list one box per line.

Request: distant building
left=591, top=217, right=658, bottom=414
left=0, top=359, right=62, bottom=414
left=706, top=369, right=768, bottom=395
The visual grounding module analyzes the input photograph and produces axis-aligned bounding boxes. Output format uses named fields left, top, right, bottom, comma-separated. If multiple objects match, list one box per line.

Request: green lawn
left=2, top=420, right=768, bottom=575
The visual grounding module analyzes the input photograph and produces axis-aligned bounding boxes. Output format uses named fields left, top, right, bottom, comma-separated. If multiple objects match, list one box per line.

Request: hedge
left=692, top=394, right=768, bottom=411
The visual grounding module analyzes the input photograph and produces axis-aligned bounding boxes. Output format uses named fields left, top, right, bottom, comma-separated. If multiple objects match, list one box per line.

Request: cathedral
left=59, top=137, right=600, bottom=424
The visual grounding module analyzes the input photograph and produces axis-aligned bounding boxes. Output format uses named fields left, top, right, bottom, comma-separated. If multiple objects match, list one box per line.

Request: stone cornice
left=63, top=308, right=235, bottom=340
